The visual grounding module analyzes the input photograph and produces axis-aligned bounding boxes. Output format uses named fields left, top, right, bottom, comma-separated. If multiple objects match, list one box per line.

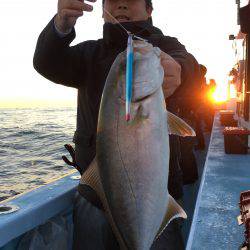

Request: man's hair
left=102, top=0, right=153, bottom=9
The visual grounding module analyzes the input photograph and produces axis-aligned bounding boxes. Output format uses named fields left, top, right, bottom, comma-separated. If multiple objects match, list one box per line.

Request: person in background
left=193, top=64, right=207, bottom=150
left=169, top=64, right=206, bottom=184
left=33, top=0, right=200, bottom=249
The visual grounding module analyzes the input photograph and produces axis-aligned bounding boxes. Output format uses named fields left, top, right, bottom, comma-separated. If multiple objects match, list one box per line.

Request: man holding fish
left=34, top=0, right=200, bottom=249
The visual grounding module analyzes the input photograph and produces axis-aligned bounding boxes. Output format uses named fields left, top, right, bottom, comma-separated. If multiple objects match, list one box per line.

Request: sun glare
left=208, top=84, right=229, bottom=104
left=208, top=82, right=238, bottom=104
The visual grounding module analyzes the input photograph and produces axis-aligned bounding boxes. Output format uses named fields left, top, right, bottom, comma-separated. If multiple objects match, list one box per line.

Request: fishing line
left=103, top=8, right=147, bottom=41
left=103, top=8, right=131, bottom=35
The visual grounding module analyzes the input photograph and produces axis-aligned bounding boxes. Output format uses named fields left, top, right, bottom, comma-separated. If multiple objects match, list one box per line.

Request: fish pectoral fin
left=167, top=111, right=196, bottom=137
left=156, top=194, right=187, bottom=239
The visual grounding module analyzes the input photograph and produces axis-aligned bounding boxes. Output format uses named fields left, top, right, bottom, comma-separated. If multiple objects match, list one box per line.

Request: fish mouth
left=115, top=15, right=130, bottom=22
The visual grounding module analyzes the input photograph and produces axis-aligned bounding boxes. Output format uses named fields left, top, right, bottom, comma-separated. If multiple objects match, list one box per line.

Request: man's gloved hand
left=55, top=0, right=97, bottom=34
left=160, top=51, right=181, bottom=98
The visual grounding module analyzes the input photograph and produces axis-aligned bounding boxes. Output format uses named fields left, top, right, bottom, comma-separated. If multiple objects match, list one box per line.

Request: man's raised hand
left=55, top=0, right=97, bottom=33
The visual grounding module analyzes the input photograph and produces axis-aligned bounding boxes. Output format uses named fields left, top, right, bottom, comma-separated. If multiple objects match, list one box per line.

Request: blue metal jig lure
left=125, top=33, right=134, bottom=122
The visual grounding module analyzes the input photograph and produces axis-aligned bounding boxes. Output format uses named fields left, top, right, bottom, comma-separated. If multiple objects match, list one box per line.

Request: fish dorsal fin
left=167, top=111, right=196, bottom=137
left=156, top=195, right=187, bottom=239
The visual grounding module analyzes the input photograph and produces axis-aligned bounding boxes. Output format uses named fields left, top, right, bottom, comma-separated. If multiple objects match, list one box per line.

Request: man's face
left=103, top=0, right=152, bottom=23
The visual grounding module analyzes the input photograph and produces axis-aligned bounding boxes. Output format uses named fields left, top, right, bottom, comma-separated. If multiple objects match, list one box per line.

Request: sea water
left=0, top=108, right=77, bottom=201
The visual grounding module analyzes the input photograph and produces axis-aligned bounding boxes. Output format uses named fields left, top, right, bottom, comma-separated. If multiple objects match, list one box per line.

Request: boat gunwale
left=0, top=171, right=79, bottom=247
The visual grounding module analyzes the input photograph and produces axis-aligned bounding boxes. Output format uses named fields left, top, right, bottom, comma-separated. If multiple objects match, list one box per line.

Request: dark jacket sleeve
left=160, top=37, right=201, bottom=111
left=33, top=17, right=95, bottom=89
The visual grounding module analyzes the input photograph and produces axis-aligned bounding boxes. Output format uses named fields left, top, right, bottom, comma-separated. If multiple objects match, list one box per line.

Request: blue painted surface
left=0, top=171, right=79, bottom=247
left=1, top=209, right=73, bottom=250
left=182, top=135, right=210, bottom=245
left=187, top=114, right=249, bottom=250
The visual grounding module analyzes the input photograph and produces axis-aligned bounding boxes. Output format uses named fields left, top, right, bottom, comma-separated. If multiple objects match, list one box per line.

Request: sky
left=0, top=0, right=248, bottom=108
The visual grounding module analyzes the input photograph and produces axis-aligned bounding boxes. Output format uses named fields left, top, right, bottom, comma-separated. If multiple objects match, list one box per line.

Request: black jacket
left=34, top=18, right=200, bottom=199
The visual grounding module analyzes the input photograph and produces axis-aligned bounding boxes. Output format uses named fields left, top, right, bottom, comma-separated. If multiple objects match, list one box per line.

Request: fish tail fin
left=167, top=111, right=196, bottom=137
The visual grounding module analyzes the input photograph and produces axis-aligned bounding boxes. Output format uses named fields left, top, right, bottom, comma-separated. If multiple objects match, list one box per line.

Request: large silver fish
left=81, top=41, right=195, bottom=250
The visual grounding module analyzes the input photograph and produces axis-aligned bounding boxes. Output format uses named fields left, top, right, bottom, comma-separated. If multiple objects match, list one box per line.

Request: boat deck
left=186, top=113, right=250, bottom=249
left=182, top=131, right=211, bottom=244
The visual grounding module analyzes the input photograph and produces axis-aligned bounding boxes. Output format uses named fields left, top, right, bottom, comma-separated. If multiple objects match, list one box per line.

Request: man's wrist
left=54, top=15, right=72, bottom=37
